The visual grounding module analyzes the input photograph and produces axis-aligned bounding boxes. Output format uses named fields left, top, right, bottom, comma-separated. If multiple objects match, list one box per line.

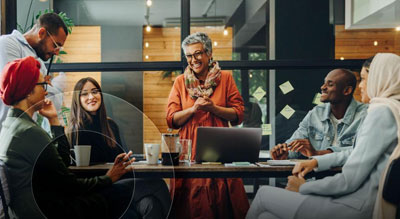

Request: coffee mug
left=70, top=145, right=91, bottom=166
left=144, top=143, right=160, bottom=164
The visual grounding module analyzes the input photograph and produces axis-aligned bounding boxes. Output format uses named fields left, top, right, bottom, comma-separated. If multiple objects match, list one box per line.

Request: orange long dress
left=166, top=71, right=249, bottom=219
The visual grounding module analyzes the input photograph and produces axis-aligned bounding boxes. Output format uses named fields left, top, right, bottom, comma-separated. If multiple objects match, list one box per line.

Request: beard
left=32, top=39, right=50, bottom=61
left=320, top=97, right=329, bottom=103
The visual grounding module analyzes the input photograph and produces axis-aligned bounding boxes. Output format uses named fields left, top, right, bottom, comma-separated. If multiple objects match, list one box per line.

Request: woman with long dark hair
left=0, top=57, right=136, bottom=219
left=67, top=77, right=172, bottom=218
left=67, top=77, right=125, bottom=163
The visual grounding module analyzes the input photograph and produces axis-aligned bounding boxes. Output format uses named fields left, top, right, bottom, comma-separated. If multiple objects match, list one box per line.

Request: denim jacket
left=286, top=98, right=368, bottom=159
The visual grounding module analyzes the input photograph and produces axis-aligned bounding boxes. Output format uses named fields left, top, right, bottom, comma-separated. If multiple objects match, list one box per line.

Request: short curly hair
left=181, top=32, right=212, bottom=55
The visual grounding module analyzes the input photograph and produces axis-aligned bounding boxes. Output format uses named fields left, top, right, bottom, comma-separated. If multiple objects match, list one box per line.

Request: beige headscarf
left=371, top=53, right=400, bottom=219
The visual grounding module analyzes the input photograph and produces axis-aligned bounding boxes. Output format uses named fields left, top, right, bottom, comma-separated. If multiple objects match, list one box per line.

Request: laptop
left=195, top=127, right=262, bottom=163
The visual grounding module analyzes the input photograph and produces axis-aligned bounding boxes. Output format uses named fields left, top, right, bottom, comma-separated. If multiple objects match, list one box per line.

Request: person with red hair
left=0, top=56, right=138, bottom=219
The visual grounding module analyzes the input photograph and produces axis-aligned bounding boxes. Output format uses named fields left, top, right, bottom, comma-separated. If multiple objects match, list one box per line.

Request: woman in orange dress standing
left=166, top=32, right=249, bottom=219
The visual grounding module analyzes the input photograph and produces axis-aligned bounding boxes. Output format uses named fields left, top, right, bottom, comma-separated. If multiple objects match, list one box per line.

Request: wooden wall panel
left=55, top=26, right=101, bottom=113
left=143, top=26, right=233, bottom=144
left=335, top=25, right=400, bottom=101
left=335, top=25, right=400, bottom=59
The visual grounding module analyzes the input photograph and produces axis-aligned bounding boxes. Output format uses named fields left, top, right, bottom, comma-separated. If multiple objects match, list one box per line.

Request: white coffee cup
left=71, top=145, right=91, bottom=166
left=145, top=143, right=160, bottom=164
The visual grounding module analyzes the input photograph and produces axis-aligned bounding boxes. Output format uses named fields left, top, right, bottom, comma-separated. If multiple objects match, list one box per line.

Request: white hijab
left=371, top=53, right=400, bottom=219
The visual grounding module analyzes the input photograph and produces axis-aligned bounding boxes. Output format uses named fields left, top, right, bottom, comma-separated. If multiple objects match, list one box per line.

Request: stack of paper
left=267, top=160, right=297, bottom=166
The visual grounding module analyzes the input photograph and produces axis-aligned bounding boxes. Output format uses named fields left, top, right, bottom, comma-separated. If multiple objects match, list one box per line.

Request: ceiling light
left=146, top=0, right=152, bottom=7
left=39, top=0, right=48, bottom=2
left=145, top=42, right=149, bottom=48
left=340, top=57, right=344, bottom=60
left=223, top=29, right=228, bottom=36
left=214, top=41, right=218, bottom=46
left=146, top=25, right=151, bottom=32
left=145, top=55, right=149, bottom=59
left=374, top=41, right=378, bottom=46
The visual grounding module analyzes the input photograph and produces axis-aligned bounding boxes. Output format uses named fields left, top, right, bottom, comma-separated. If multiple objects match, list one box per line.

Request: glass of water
left=179, top=139, right=192, bottom=165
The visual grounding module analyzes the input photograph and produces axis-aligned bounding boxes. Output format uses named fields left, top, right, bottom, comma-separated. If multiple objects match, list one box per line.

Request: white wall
left=346, top=0, right=399, bottom=29
left=353, top=0, right=394, bottom=23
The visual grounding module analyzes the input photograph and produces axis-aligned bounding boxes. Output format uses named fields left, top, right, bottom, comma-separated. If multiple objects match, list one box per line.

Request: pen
left=47, top=55, right=54, bottom=76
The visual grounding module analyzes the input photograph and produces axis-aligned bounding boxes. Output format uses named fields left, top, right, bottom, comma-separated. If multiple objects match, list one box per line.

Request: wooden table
left=69, top=162, right=341, bottom=178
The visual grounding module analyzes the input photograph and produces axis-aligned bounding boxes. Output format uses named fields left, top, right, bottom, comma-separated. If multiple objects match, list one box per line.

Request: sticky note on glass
left=279, top=81, right=294, bottom=94
left=253, top=86, right=266, bottom=102
left=313, top=93, right=323, bottom=105
left=262, top=124, right=272, bottom=135
left=280, top=105, right=295, bottom=119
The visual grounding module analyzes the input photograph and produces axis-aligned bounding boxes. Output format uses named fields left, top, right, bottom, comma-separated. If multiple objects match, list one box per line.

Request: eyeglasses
left=46, top=30, right=63, bottom=52
left=80, top=89, right=101, bottom=98
left=184, top=50, right=204, bottom=61
left=36, top=82, right=48, bottom=91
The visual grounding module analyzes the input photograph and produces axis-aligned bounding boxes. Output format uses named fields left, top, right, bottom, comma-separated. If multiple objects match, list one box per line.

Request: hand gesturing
left=289, top=139, right=317, bottom=157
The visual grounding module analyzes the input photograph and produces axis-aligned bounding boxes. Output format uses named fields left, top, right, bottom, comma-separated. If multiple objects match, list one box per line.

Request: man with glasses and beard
left=0, top=12, right=68, bottom=132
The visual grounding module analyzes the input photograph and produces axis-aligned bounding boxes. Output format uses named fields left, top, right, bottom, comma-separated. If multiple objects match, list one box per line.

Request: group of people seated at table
left=166, top=31, right=400, bottom=219
left=0, top=12, right=399, bottom=219
left=248, top=53, right=400, bottom=219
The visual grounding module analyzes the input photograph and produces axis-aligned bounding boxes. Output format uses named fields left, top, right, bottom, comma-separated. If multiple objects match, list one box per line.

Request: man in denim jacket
left=271, top=69, right=367, bottom=159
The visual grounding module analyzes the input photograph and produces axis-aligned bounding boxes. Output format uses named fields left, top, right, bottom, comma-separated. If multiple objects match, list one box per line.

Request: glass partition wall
left=10, top=0, right=400, bottom=155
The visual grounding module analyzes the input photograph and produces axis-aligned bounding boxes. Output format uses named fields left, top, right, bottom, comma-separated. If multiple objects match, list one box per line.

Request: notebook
left=195, top=127, right=262, bottom=163
left=267, top=160, right=297, bottom=166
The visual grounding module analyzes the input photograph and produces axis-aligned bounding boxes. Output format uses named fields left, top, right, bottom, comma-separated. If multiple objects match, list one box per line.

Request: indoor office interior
left=2, top=0, right=400, bottom=195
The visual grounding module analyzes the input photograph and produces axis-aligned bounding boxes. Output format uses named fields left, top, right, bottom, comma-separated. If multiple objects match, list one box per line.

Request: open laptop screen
left=195, top=127, right=262, bottom=163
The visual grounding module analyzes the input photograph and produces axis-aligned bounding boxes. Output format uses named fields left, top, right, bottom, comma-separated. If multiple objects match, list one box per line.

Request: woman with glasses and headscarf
left=246, top=53, right=400, bottom=219
left=166, top=32, right=248, bottom=218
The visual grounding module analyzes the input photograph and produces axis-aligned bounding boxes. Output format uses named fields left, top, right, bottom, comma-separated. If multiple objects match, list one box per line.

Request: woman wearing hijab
left=166, top=32, right=248, bottom=218
left=67, top=77, right=171, bottom=218
left=372, top=55, right=400, bottom=218
left=0, top=56, right=138, bottom=219
left=246, top=53, right=400, bottom=219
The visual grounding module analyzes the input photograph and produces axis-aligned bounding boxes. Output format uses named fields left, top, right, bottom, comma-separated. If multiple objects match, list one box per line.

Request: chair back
left=383, top=158, right=400, bottom=205
left=0, top=160, right=10, bottom=219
